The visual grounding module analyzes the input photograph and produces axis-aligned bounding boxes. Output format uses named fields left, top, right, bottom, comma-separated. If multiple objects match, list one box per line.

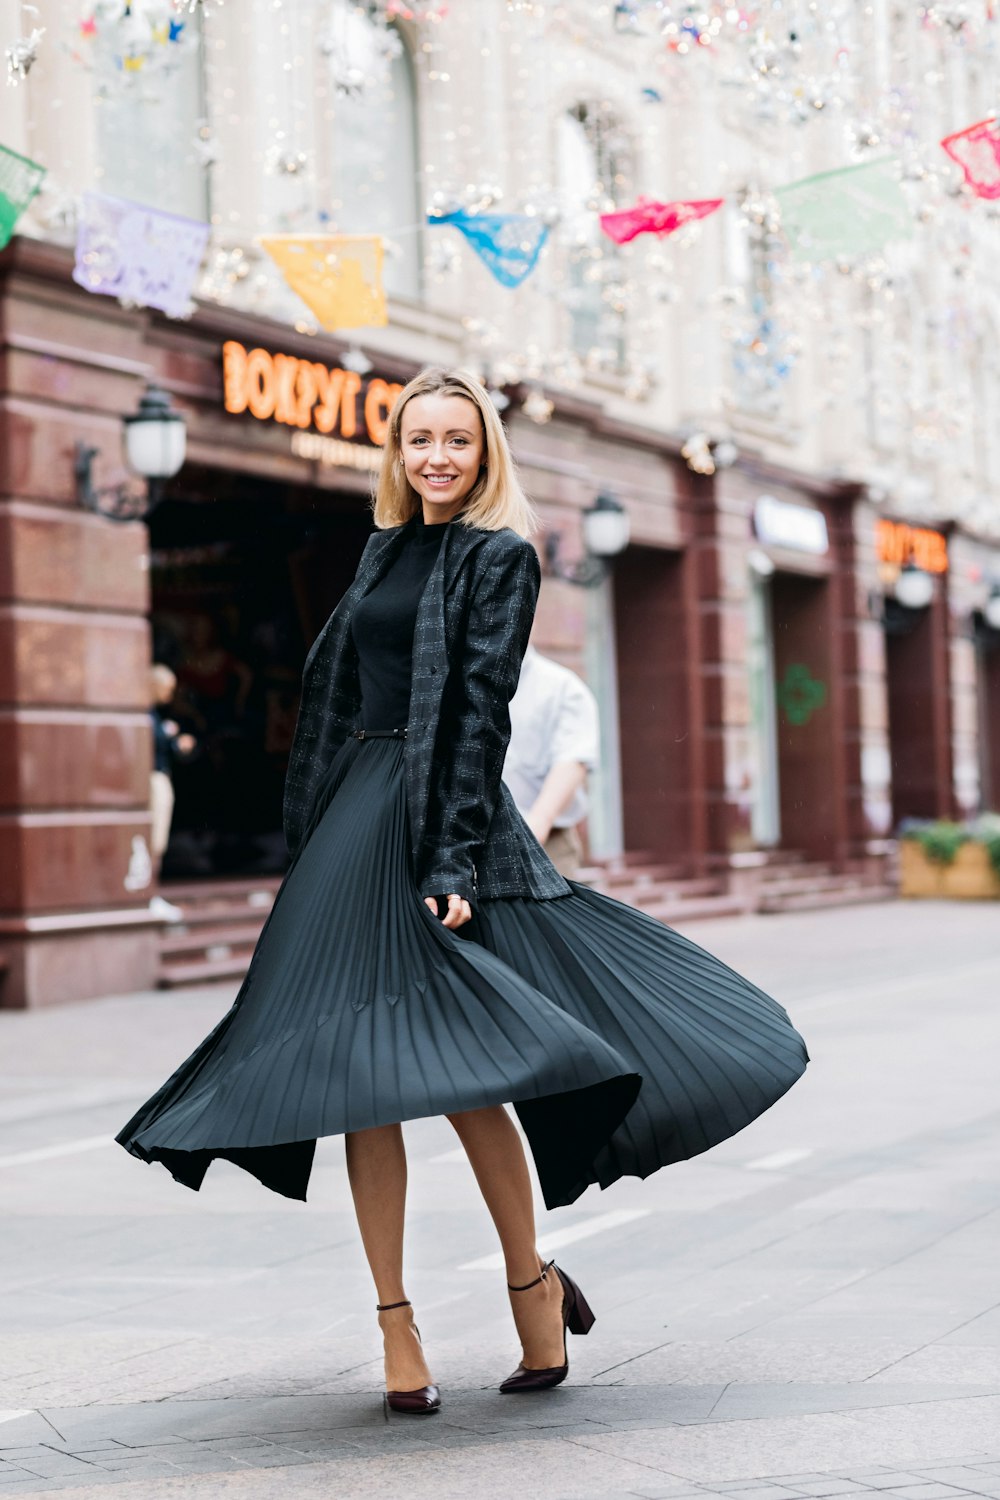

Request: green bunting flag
left=775, top=158, right=912, bottom=263
left=0, top=143, right=46, bottom=250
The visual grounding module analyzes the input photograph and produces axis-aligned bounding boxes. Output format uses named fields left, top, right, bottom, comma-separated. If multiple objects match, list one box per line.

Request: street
left=1, top=900, right=999, bottom=1499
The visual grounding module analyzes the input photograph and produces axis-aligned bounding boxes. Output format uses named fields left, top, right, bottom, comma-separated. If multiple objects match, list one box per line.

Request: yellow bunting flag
left=259, top=234, right=388, bottom=331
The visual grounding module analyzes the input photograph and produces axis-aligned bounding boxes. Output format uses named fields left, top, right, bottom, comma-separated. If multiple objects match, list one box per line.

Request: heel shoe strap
left=376, top=1299, right=412, bottom=1311
left=507, top=1259, right=555, bottom=1293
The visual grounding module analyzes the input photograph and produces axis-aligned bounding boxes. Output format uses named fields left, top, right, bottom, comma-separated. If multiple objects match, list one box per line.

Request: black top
left=351, top=515, right=449, bottom=729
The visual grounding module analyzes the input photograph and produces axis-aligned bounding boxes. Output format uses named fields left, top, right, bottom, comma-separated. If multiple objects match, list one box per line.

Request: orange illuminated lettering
left=245, top=348, right=276, bottom=420
left=220, top=342, right=394, bottom=447
left=222, top=340, right=249, bottom=414
left=339, top=371, right=362, bottom=438
left=875, top=518, right=948, bottom=574
left=364, top=378, right=401, bottom=445
left=312, top=363, right=345, bottom=434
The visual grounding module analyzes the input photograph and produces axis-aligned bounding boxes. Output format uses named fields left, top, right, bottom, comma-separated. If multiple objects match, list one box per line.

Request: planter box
left=900, top=839, right=1000, bottom=899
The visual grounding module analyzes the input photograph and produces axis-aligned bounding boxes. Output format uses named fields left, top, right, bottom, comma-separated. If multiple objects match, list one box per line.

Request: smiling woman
left=117, top=363, right=807, bottom=1419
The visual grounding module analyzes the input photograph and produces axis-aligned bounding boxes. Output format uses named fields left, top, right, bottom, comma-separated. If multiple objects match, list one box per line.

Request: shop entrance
left=613, top=546, right=696, bottom=865
left=884, top=592, right=953, bottom=826
left=769, top=571, right=840, bottom=860
left=149, top=466, right=372, bottom=879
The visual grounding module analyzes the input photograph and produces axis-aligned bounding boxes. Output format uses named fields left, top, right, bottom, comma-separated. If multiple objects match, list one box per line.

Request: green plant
left=982, top=832, right=1000, bottom=879
left=905, top=821, right=969, bottom=866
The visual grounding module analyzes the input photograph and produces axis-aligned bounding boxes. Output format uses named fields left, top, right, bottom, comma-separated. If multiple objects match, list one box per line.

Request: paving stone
left=911, top=1473, right=1000, bottom=1491
left=882, top=1489, right=992, bottom=1500
left=842, top=1480, right=938, bottom=1492
left=781, top=1484, right=881, bottom=1497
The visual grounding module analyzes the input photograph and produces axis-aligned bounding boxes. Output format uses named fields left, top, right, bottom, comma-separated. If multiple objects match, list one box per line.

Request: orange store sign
left=875, top=518, right=948, bottom=574
left=222, top=340, right=403, bottom=446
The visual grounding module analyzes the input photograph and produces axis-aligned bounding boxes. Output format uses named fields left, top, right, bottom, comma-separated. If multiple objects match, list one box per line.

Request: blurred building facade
left=1, top=0, right=999, bottom=1005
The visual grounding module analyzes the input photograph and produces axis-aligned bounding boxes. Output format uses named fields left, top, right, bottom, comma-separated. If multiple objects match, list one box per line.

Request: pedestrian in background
left=503, top=644, right=599, bottom=880
left=149, top=664, right=195, bottom=921
left=118, top=368, right=807, bottom=1420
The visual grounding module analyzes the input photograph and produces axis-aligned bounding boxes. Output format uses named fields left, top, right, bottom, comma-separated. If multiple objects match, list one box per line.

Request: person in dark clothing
left=149, top=664, right=196, bottom=919
left=118, top=368, right=807, bottom=1417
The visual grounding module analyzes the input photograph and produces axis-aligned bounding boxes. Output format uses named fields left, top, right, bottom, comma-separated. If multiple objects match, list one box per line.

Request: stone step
left=170, top=898, right=275, bottom=928
left=639, top=894, right=748, bottom=924
left=160, top=924, right=263, bottom=959
left=758, top=884, right=896, bottom=914
left=161, top=877, right=282, bottom=906
left=158, top=956, right=251, bottom=989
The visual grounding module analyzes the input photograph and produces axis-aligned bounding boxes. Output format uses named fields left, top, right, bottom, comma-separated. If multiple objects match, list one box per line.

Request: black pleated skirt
left=117, top=738, right=807, bottom=1209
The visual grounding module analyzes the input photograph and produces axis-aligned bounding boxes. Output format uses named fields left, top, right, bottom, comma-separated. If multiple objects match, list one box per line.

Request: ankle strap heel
left=376, top=1298, right=412, bottom=1311
left=507, top=1259, right=555, bottom=1292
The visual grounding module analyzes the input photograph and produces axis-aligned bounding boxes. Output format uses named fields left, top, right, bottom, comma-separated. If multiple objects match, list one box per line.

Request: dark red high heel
left=499, top=1259, right=596, bottom=1393
left=376, top=1298, right=441, bottom=1415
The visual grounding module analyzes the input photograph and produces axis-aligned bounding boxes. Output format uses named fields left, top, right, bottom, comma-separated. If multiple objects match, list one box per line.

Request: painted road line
left=0, top=1135, right=114, bottom=1169
left=459, top=1208, right=650, bottom=1271
left=428, top=1147, right=469, bottom=1163
left=745, top=1146, right=813, bottom=1171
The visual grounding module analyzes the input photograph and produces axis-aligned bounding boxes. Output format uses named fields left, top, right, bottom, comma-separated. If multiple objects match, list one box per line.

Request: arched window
left=92, top=13, right=209, bottom=221
left=325, top=4, right=422, bottom=303
left=557, top=102, right=631, bottom=365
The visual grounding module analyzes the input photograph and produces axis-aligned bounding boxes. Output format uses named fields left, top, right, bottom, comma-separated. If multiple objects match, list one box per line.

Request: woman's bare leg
left=446, top=1105, right=566, bottom=1369
left=344, top=1123, right=433, bottom=1392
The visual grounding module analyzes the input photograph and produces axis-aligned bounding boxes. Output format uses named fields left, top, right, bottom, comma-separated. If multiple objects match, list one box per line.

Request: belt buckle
left=355, top=729, right=366, bottom=741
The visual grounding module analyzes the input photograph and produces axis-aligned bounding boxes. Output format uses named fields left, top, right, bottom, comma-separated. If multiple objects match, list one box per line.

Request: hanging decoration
left=72, top=191, right=209, bottom=317
left=940, top=116, right=1000, bottom=199
left=75, top=0, right=196, bottom=86
left=5, top=25, right=44, bottom=85
left=427, top=209, right=549, bottom=288
left=259, top=235, right=388, bottom=331
left=599, top=196, right=724, bottom=244
left=0, top=142, right=46, bottom=247
left=775, top=160, right=913, bottom=263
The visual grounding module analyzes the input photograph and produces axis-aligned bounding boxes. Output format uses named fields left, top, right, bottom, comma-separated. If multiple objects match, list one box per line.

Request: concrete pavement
left=2, top=900, right=999, bottom=1499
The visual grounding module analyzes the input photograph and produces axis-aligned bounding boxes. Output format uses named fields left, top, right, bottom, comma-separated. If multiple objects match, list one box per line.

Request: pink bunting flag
left=599, top=196, right=724, bottom=245
left=940, top=116, right=1000, bottom=200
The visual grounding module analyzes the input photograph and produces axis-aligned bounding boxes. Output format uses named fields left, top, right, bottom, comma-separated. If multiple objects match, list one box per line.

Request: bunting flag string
left=940, top=116, right=1000, bottom=200
left=0, top=143, right=46, bottom=249
left=72, top=191, right=209, bottom=316
left=428, top=209, right=549, bottom=288
left=259, top=234, right=388, bottom=330
left=774, top=159, right=913, bottom=263
left=599, top=196, right=724, bottom=243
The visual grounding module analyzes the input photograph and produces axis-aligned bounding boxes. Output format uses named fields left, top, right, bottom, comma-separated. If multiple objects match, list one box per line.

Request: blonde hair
left=373, top=366, right=536, bottom=537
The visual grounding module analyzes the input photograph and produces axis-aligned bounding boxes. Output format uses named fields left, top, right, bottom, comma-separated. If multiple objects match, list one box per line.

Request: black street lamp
left=544, top=492, right=631, bottom=588
left=75, top=384, right=187, bottom=522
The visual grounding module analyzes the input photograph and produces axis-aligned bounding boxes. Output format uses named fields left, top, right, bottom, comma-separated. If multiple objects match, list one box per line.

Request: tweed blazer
left=282, top=517, right=571, bottom=906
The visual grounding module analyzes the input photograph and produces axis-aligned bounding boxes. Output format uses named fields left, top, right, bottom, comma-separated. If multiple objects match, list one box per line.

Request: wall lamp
left=870, top=562, right=937, bottom=635
left=75, top=384, right=187, bottom=522
left=544, top=492, right=631, bottom=588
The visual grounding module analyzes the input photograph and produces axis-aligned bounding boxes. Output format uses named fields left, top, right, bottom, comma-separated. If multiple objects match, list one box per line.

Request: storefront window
left=93, top=12, right=209, bottom=222
left=557, top=102, right=630, bottom=369
left=325, top=4, right=422, bottom=302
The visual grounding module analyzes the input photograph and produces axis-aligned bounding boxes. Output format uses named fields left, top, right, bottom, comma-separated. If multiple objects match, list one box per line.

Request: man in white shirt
left=502, top=645, right=601, bottom=880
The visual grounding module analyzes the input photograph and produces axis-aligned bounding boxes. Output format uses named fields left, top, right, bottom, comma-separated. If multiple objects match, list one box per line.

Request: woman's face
left=399, top=393, right=485, bottom=524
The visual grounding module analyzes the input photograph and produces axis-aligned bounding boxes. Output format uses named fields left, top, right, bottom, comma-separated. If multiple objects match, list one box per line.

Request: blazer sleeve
left=419, top=532, right=540, bottom=905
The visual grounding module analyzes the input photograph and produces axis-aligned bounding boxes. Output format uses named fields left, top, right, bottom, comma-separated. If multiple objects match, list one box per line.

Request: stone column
left=0, top=241, right=160, bottom=1008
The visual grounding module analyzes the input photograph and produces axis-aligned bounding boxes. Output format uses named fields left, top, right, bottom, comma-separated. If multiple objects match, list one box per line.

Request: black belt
left=352, top=727, right=407, bottom=740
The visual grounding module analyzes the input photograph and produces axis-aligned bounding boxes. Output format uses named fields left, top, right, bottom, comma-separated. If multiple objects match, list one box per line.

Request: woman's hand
left=425, top=894, right=472, bottom=930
